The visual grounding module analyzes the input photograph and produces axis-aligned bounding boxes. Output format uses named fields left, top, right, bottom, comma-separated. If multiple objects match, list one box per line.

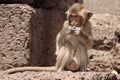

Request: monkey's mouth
left=70, top=23, right=82, bottom=27
left=70, top=26, right=81, bottom=28
left=68, top=26, right=81, bottom=33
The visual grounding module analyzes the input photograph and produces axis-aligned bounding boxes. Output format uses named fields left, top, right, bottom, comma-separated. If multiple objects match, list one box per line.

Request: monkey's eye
left=69, top=14, right=81, bottom=21
left=69, top=15, right=79, bottom=18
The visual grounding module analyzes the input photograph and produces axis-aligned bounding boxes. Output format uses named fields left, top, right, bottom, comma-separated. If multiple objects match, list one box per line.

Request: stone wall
left=88, top=14, right=120, bottom=72
left=0, top=4, right=34, bottom=69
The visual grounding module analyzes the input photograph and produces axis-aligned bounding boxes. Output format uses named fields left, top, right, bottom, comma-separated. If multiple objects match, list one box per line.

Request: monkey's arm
left=55, top=21, right=69, bottom=55
left=55, top=33, right=64, bottom=55
left=78, top=22, right=93, bottom=49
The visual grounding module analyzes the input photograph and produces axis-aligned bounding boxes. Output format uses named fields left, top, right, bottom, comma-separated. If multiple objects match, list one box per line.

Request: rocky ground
left=0, top=71, right=118, bottom=80
left=88, top=14, right=120, bottom=72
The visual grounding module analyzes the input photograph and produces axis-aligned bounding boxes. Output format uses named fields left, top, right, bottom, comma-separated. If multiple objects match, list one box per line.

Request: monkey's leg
left=55, top=44, right=71, bottom=71
left=76, top=44, right=88, bottom=71
left=55, top=47, right=65, bottom=70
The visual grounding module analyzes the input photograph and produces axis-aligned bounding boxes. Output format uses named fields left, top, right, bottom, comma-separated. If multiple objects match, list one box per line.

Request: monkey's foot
left=80, top=67, right=90, bottom=72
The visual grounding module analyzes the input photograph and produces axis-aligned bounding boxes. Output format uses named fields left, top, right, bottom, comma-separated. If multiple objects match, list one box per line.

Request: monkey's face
left=66, top=3, right=93, bottom=27
left=69, top=13, right=83, bottom=27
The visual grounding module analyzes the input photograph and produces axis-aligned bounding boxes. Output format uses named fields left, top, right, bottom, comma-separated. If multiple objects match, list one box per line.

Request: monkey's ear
left=65, top=11, right=68, bottom=14
left=87, top=11, right=93, bottom=20
left=65, top=11, right=69, bottom=19
left=65, top=4, right=71, bottom=15
left=65, top=10, right=70, bottom=18
left=79, top=4, right=84, bottom=10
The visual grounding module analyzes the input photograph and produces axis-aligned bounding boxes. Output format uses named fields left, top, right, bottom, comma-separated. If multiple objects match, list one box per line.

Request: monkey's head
left=66, top=3, right=93, bottom=27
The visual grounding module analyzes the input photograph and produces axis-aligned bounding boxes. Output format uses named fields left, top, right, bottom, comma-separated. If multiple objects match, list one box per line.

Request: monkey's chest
left=67, top=35, right=80, bottom=49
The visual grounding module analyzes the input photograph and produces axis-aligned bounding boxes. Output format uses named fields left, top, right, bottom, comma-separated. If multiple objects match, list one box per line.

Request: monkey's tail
left=1, top=66, right=55, bottom=76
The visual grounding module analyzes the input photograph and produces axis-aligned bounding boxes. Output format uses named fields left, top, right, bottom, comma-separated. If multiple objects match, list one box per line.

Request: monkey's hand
left=66, top=26, right=74, bottom=34
left=74, top=27, right=81, bottom=35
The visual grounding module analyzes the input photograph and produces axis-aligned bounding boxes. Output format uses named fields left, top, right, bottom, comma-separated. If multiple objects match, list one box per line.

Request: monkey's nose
left=71, top=21, right=76, bottom=26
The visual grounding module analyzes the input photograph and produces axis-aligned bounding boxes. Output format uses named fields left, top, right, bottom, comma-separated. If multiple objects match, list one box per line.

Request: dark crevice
left=118, top=35, right=120, bottom=43
left=0, top=0, right=83, bottom=9
left=115, top=28, right=120, bottom=43
left=75, top=0, right=83, bottom=4
left=93, top=40, right=113, bottom=51
left=0, top=0, right=57, bottom=9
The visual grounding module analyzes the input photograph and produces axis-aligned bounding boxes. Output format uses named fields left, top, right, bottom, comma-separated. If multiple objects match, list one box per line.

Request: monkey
left=0, top=3, right=93, bottom=75
left=55, top=3, right=93, bottom=71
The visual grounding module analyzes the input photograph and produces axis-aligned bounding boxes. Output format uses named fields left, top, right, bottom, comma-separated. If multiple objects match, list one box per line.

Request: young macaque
left=55, top=3, right=93, bottom=71
left=0, top=3, right=93, bottom=75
